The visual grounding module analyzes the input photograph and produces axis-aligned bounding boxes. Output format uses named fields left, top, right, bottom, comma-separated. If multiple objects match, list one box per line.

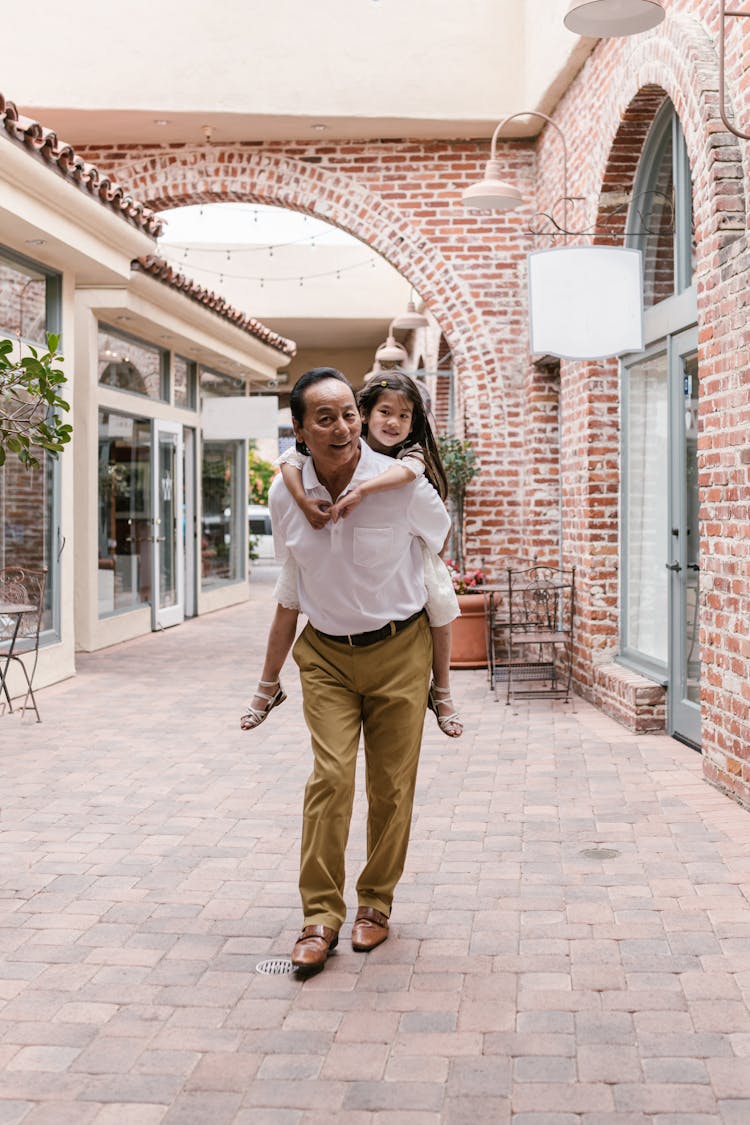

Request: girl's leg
left=241, top=605, right=298, bottom=730
left=428, top=623, right=463, bottom=738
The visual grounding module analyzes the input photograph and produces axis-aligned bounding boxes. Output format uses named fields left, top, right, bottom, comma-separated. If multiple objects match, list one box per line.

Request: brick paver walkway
left=0, top=565, right=749, bottom=1124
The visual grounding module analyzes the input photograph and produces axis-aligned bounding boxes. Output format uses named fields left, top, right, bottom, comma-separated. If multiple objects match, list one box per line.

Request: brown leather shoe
left=291, top=925, right=339, bottom=975
left=351, top=906, right=389, bottom=952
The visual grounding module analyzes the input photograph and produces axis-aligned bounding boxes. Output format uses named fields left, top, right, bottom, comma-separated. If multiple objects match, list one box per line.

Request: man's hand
left=302, top=498, right=332, bottom=529
left=330, top=487, right=364, bottom=523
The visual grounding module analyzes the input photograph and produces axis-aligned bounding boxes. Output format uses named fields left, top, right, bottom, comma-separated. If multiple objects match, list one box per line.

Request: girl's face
left=363, top=390, right=414, bottom=454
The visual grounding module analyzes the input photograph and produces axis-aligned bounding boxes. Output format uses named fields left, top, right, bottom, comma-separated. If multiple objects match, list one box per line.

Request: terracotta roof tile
left=0, top=91, right=163, bottom=237
left=133, top=255, right=297, bottom=358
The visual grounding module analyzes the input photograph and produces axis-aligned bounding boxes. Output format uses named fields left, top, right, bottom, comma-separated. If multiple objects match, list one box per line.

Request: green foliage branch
left=437, top=434, right=480, bottom=577
left=0, top=334, right=72, bottom=469
left=248, top=442, right=276, bottom=506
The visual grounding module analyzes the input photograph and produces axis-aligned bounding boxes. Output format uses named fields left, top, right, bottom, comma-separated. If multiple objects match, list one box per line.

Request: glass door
left=668, top=329, right=701, bottom=746
left=152, top=421, right=184, bottom=630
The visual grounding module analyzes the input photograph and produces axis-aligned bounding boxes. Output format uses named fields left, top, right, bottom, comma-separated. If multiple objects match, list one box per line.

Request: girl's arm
left=279, top=460, right=331, bottom=529
left=330, top=460, right=418, bottom=522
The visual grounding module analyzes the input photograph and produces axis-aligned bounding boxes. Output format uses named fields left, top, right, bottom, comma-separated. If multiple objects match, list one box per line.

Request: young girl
left=240, top=371, right=463, bottom=737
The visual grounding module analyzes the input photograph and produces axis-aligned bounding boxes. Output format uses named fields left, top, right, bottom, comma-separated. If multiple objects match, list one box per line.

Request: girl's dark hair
left=357, top=371, right=448, bottom=500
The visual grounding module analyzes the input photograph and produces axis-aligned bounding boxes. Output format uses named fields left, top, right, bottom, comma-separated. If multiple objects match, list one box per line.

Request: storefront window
left=0, top=455, right=55, bottom=633
left=98, top=326, right=167, bottom=401
left=201, top=440, right=244, bottom=587
left=97, top=411, right=152, bottom=617
left=174, top=355, right=197, bottom=409
left=0, top=247, right=61, bottom=638
left=0, top=251, right=49, bottom=344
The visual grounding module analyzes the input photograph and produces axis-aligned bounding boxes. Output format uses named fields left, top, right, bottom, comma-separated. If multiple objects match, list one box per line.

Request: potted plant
left=437, top=436, right=485, bottom=668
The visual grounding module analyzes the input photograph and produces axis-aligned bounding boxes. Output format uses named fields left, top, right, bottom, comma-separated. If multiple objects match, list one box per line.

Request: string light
left=158, top=248, right=384, bottom=285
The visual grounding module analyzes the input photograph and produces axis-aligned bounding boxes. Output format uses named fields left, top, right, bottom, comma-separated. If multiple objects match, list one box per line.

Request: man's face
left=294, top=379, right=362, bottom=472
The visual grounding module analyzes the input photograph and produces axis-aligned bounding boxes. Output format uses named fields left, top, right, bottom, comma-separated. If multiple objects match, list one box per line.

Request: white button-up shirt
left=269, top=440, right=451, bottom=635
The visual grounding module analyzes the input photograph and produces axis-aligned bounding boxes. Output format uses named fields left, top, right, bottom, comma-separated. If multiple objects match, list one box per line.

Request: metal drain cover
left=256, top=957, right=294, bottom=976
left=579, top=847, right=621, bottom=860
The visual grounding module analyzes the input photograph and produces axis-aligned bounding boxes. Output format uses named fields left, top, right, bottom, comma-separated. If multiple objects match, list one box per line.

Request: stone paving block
left=513, top=1054, right=577, bottom=1082
left=160, top=1091, right=243, bottom=1123
left=441, top=1095, right=510, bottom=1124
left=717, top=1100, right=750, bottom=1123
left=22, top=1104, right=101, bottom=1124
left=5, top=1044, right=83, bottom=1072
left=512, top=1081, right=615, bottom=1113
left=232, top=1112, right=302, bottom=1125
left=0, top=1102, right=35, bottom=1124
left=613, top=1083, right=720, bottom=1113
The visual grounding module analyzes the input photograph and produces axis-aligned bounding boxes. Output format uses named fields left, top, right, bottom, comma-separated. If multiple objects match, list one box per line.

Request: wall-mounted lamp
left=564, top=0, right=664, bottom=36
left=463, top=111, right=571, bottom=237
left=466, top=113, right=645, bottom=359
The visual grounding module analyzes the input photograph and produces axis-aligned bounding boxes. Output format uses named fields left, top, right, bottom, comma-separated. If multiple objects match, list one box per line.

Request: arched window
left=620, top=99, right=700, bottom=746
left=628, top=100, right=695, bottom=307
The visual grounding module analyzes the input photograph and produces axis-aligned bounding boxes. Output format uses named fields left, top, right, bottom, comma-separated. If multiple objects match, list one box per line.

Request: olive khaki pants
left=292, top=613, right=432, bottom=930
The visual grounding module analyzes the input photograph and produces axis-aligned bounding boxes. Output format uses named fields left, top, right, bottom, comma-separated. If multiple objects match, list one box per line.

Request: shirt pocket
left=353, top=527, right=393, bottom=568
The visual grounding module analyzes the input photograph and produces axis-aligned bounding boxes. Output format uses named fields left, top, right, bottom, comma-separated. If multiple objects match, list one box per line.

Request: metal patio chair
left=0, top=565, right=48, bottom=722
left=504, top=563, right=576, bottom=704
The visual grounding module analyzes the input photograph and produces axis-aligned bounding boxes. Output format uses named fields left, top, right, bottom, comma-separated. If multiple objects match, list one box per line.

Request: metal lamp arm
left=490, top=111, right=570, bottom=236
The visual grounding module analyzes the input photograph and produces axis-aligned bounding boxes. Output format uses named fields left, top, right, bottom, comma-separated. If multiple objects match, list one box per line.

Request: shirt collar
left=301, top=439, right=372, bottom=494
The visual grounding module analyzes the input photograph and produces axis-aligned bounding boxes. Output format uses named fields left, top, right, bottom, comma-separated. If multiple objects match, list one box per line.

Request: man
left=269, top=367, right=450, bottom=975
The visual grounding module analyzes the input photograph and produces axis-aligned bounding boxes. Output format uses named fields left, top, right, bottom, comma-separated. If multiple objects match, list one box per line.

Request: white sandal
left=240, top=680, right=287, bottom=731
left=428, top=683, right=463, bottom=738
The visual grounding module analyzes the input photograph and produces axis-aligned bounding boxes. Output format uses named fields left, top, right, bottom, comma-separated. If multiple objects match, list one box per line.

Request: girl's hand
left=330, top=488, right=364, bottom=523
left=302, top=498, right=332, bottom=529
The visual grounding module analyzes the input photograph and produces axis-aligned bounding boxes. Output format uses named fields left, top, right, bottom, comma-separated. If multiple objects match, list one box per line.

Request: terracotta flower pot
left=450, top=592, right=487, bottom=669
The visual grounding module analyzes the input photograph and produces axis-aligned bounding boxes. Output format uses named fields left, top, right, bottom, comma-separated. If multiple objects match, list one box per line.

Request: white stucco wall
left=5, top=1, right=590, bottom=140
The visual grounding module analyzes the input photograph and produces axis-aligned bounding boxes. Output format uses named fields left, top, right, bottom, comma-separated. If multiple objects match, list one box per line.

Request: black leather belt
left=314, top=608, right=425, bottom=648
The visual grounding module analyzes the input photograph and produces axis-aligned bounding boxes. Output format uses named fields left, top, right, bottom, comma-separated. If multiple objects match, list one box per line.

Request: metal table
left=0, top=602, right=35, bottom=712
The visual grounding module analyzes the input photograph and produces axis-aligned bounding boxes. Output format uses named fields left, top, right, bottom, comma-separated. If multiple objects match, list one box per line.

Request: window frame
left=97, top=323, right=169, bottom=402
left=619, top=101, right=697, bottom=680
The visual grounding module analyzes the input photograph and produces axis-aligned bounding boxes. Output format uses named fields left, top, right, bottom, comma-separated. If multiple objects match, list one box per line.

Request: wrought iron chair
left=504, top=564, right=576, bottom=704
left=0, top=565, right=48, bottom=722
left=484, top=554, right=538, bottom=695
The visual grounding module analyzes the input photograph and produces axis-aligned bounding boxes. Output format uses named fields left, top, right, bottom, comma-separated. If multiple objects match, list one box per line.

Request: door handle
left=666, top=562, right=682, bottom=572
left=687, top=563, right=700, bottom=572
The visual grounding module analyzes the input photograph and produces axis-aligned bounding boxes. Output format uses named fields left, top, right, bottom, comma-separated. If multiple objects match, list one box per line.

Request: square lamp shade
left=528, top=246, right=644, bottom=360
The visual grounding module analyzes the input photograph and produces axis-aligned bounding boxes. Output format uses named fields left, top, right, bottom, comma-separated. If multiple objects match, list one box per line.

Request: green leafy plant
left=0, top=334, right=72, bottom=468
left=437, top=434, right=480, bottom=576
left=248, top=443, right=276, bottom=505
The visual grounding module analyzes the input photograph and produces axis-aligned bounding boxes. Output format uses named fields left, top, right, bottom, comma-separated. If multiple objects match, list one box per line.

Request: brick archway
left=90, top=144, right=523, bottom=440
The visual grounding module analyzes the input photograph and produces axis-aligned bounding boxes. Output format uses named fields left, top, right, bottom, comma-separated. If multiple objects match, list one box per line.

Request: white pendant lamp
left=462, top=158, right=524, bottom=211
left=564, top=0, right=664, bottom=37
left=392, top=300, right=430, bottom=330
left=374, top=334, right=408, bottom=364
